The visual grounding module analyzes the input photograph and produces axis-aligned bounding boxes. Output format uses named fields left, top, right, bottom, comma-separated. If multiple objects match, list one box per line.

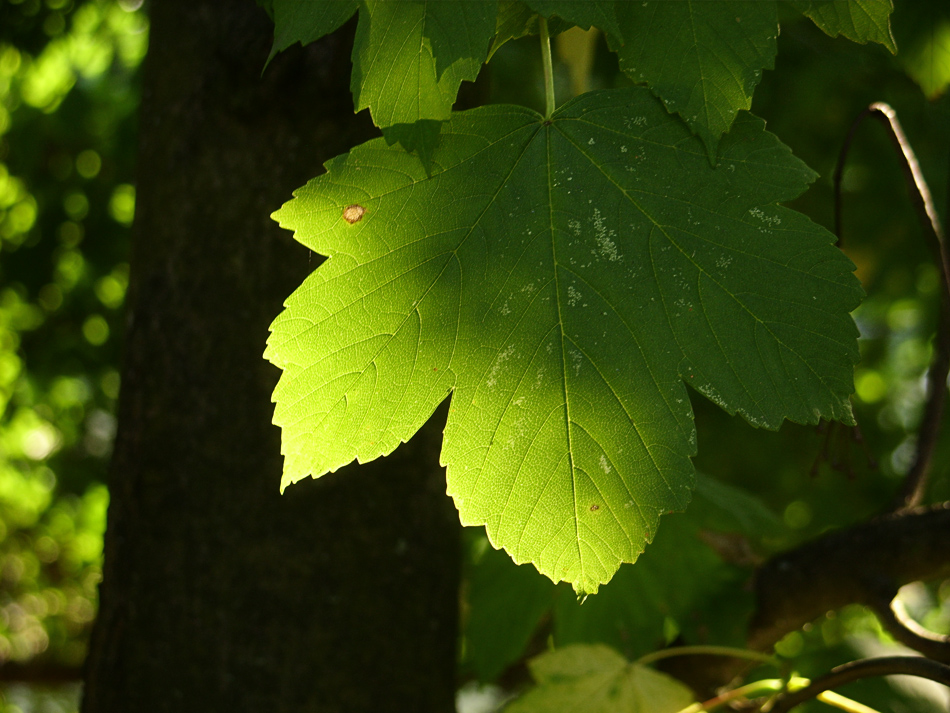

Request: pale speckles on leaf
left=599, top=454, right=612, bottom=474
left=748, top=207, right=781, bottom=227
left=486, top=344, right=516, bottom=389
left=567, top=286, right=582, bottom=306
left=569, top=349, right=582, bottom=375
left=342, top=204, right=366, bottom=224
left=533, top=366, right=545, bottom=390
left=591, top=208, right=621, bottom=262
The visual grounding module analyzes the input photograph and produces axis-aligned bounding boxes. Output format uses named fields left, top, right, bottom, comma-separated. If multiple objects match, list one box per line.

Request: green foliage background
left=0, top=0, right=145, bottom=708
left=0, top=0, right=949, bottom=711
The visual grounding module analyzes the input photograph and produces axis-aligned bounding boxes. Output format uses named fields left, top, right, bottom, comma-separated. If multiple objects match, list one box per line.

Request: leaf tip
left=572, top=579, right=600, bottom=599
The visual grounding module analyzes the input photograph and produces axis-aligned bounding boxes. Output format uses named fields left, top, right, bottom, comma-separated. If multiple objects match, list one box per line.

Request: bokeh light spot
left=82, top=315, right=109, bottom=345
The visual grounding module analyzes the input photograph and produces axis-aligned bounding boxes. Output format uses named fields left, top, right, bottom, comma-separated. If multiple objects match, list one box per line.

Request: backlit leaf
left=268, top=0, right=497, bottom=128
left=351, top=0, right=497, bottom=127
left=266, top=87, right=860, bottom=594
left=505, top=644, right=695, bottom=713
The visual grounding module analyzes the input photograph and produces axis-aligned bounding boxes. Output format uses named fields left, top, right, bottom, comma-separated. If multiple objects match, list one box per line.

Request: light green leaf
left=352, top=0, right=497, bottom=127
left=610, top=0, right=778, bottom=157
left=267, top=0, right=358, bottom=66
left=505, top=644, right=694, bottom=713
left=791, top=0, right=897, bottom=53
left=266, top=87, right=860, bottom=594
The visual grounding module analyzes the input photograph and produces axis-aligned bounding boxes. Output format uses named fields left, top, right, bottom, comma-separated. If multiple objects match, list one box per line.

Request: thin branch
left=834, top=102, right=950, bottom=512
left=661, top=503, right=950, bottom=696
left=749, top=503, right=950, bottom=651
left=767, top=656, right=950, bottom=713
left=637, top=645, right=775, bottom=667
left=891, top=302, right=950, bottom=511
left=868, top=588, right=950, bottom=664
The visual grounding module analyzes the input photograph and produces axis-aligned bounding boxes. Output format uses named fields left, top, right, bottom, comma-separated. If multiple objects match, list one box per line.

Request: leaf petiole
left=635, top=645, right=776, bottom=667
left=539, top=17, right=555, bottom=119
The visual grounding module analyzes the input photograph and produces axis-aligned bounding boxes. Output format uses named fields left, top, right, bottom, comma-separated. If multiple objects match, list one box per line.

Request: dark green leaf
left=554, top=504, right=751, bottom=657
left=267, top=0, right=358, bottom=66
left=382, top=120, right=444, bottom=175
left=489, top=0, right=573, bottom=59
left=791, top=0, right=897, bottom=53
left=610, top=0, right=778, bottom=157
left=524, top=0, right=622, bottom=44
left=463, top=533, right=555, bottom=680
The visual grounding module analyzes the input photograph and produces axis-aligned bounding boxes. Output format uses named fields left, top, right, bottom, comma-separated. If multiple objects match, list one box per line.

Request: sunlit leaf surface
left=267, top=87, right=860, bottom=593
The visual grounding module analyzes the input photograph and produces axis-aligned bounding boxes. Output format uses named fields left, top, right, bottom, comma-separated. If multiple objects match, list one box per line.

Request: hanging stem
left=636, top=645, right=775, bottom=667
left=539, top=17, right=556, bottom=119
left=835, top=102, right=950, bottom=512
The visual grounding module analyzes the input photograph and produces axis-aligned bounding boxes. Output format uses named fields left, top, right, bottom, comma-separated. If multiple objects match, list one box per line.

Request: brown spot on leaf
left=343, top=204, right=366, bottom=224
left=590, top=504, right=599, bottom=512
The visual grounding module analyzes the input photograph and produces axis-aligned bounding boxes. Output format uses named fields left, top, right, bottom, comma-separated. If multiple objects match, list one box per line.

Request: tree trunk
left=82, top=5, right=459, bottom=712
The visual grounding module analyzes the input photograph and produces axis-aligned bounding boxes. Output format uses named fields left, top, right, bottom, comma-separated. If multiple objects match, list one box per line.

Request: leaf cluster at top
left=266, top=0, right=896, bottom=154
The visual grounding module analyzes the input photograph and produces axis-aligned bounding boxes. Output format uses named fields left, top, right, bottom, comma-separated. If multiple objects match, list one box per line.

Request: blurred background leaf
left=0, top=0, right=145, bottom=708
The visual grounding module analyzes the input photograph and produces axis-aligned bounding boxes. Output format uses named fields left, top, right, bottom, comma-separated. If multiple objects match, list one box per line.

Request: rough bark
left=82, top=5, right=459, bottom=712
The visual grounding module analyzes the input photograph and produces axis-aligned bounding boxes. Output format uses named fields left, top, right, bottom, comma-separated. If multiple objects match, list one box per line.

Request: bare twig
left=834, top=102, right=950, bottom=512
left=661, top=503, right=950, bottom=696
left=868, top=588, right=950, bottom=664
left=892, top=302, right=950, bottom=511
left=767, top=656, right=950, bottom=713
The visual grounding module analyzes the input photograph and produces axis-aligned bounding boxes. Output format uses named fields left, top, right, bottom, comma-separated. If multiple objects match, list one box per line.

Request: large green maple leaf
left=266, top=87, right=860, bottom=594
left=264, top=0, right=895, bottom=154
